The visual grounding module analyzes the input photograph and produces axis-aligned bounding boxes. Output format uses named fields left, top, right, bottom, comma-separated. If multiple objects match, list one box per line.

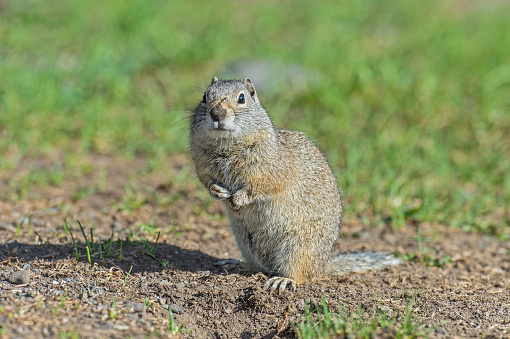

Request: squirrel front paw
left=228, top=190, right=252, bottom=211
left=208, top=183, right=232, bottom=200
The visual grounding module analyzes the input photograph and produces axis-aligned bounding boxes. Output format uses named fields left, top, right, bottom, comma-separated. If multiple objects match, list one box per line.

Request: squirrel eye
left=238, top=93, right=245, bottom=104
left=202, top=94, right=206, bottom=103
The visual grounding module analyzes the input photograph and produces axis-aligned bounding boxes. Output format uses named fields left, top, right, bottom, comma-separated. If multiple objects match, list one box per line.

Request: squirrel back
left=189, top=77, right=400, bottom=291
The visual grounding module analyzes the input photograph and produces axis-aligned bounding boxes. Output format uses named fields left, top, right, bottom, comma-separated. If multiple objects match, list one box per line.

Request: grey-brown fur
left=189, top=77, right=399, bottom=291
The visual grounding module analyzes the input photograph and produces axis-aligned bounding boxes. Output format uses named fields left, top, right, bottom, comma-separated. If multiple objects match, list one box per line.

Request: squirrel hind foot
left=264, top=277, right=297, bottom=293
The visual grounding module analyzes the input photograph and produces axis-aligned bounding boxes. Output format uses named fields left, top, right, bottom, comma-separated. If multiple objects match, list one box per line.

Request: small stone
left=435, top=327, right=447, bottom=335
left=168, top=304, right=186, bottom=314
left=45, top=207, right=59, bottom=215
left=159, top=298, right=166, bottom=305
left=112, top=324, right=130, bottom=331
left=32, top=269, right=43, bottom=274
left=174, top=283, right=185, bottom=290
left=52, top=281, right=59, bottom=285
left=123, top=301, right=146, bottom=313
left=7, top=270, right=31, bottom=285
left=224, top=308, right=233, bottom=314
left=22, top=264, right=30, bottom=270
left=296, top=299, right=306, bottom=311
left=377, top=305, right=391, bottom=312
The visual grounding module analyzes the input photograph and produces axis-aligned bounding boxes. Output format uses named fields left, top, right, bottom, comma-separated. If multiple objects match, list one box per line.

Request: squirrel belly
left=189, top=77, right=400, bottom=292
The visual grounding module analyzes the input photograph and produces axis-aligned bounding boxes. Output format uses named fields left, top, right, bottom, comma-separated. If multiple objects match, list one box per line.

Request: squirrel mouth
left=210, top=121, right=230, bottom=131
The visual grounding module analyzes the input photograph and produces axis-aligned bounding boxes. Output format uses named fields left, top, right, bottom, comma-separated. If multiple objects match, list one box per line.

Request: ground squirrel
left=189, top=77, right=400, bottom=292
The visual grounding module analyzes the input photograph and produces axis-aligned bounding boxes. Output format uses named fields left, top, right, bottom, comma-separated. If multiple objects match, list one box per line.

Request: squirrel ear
left=211, top=76, right=219, bottom=84
left=243, top=78, right=259, bottom=104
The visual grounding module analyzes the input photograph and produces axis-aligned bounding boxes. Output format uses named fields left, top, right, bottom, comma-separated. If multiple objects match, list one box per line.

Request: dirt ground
left=0, top=155, right=509, bottom=338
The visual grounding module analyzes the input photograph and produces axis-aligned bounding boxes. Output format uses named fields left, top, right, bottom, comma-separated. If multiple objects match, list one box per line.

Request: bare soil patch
left=1, top=155, right=509, bottom=338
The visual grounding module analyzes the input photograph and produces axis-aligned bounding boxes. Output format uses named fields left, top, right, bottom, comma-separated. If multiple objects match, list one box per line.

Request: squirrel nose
left=209, top=101, right=228, bottom=122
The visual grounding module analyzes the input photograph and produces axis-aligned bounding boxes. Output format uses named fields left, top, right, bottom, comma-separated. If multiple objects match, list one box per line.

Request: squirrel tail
left=327, top=252, right=401, bottom=275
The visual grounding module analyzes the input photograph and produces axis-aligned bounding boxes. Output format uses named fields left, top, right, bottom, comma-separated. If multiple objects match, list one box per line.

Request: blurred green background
left=0, top=0, right=509, bottom=235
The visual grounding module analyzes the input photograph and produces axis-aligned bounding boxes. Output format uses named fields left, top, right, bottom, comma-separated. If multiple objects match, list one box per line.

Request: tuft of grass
left=35, top=231, right=45, bottom=247
left=52, top=290, right=68, bottom=316
left=142, top=232, right=167, bottom=267
left=139, top=218, right=159, bottom=235
left=85, top=246, right=91, bottom=264
left=60, top=330, right=80, bottom=339
left=397, top=225, right=452, bottom=268
left=15, top=215, right=31, bottom=236
left=123, top=265, right=133, bottom=286
left=115, top=183, right=147, bottom=213
left=63, top=219, right=80, bottom=261
left=293, top=296, right=438, bottom=339
left=112, top=240, right=123, bottom=262
left=398, top=253, right=451, bottom=269
left=143, top=297, right=151, bottom=309
left=109, top=297, right=118, bottom=319
left=168, top=309, right=192, bottom=335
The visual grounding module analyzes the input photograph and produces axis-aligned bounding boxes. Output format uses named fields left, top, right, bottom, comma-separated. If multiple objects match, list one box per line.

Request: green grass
left=1, top=0, right=509, bottom=235
left=293, top=296, right=437, bottom=339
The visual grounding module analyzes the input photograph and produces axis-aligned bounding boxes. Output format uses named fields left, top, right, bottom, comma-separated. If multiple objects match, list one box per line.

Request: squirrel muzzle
left=209, top=99, right=232, bottom=130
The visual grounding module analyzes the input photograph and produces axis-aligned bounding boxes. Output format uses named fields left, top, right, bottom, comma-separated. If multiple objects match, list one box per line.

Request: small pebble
left=123, top=301, right=146, bottom=313
left=168, top=304, right=186, bottom=314
left=112, top=324, right=130, bottom=331
left=224, top=308, right=233, bottom=314
left=435, top=327, right=447, bottom=335
left=22, top=264, right=30, bottom=270
left=7, top=270, right=31, bottom=285
left=32, top=269, right=43, bottom=274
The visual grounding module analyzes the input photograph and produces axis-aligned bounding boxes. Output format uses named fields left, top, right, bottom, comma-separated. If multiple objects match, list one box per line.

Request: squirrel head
left=192, top=77, right=273, bottom=141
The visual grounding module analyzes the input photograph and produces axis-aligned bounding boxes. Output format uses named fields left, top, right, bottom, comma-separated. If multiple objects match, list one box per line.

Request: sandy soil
left=0, top=155, right=509, bottom=338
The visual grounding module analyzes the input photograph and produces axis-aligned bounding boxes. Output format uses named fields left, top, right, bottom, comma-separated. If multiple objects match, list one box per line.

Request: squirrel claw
left=209, top=184, right=231, bottom=200
left=229, top=199, right=242, bottom=211
left=264, top=277, right=297, bottom=292
left=215, top=258, right=241, bottom=270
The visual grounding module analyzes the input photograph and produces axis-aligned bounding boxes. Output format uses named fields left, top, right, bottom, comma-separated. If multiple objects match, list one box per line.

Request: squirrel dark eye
left=238, top=93, right=245, bottom=104
left=202, top=94, right=206, bottom=103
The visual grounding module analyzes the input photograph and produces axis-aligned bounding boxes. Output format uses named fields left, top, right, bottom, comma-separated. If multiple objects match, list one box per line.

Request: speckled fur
left=189, top=77, right=398, bottom=288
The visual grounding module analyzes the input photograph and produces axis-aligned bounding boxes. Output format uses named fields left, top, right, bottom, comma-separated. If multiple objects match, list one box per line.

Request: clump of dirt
left=1, top=155, right=509, bottom=338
